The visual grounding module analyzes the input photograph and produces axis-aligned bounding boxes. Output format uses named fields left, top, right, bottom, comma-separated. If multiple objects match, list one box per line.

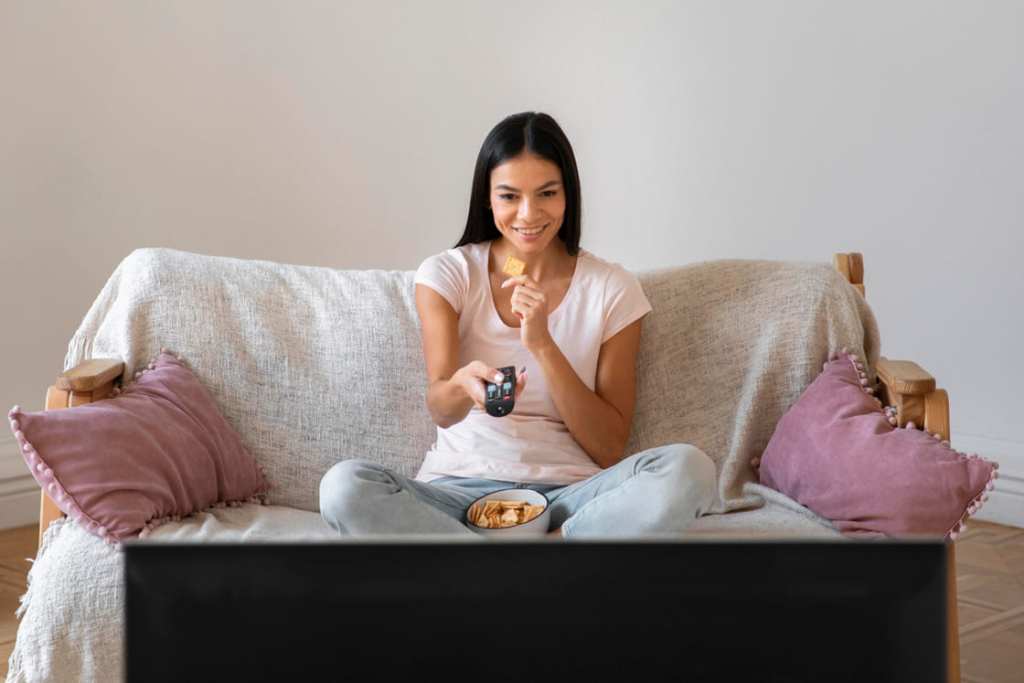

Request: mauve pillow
left=7, top=348, right=270, bottom=546
left=757, top=349, right=998, bottom=540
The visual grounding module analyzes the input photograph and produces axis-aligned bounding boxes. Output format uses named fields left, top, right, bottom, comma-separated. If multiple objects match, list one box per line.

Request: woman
left=320, top=112, right=716, bottom=539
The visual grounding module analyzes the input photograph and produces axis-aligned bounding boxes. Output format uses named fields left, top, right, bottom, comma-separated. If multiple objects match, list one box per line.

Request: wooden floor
left=955, top=520, right=1024, bottom=683
left=0, top=524, right=37, bottom=682
left=0, top=520, right=1020, bottom=680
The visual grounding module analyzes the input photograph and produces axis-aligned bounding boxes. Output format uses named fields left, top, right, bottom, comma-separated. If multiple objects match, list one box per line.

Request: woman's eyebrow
left=494, top=181, right=562, bottom=191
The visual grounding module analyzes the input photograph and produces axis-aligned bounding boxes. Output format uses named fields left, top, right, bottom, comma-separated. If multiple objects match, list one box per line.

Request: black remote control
left=484, top=366, right=517, bottom=417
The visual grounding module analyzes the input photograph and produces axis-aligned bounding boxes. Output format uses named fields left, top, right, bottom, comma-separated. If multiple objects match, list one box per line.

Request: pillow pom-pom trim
left=834, top=349, right=1000, bottom=541
left=118, top=346, right=189, bottom=393
left=137, top=490, right=272, bottom=540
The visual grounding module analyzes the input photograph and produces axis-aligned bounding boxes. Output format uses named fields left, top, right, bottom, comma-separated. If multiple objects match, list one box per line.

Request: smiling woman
left=318, top=111, right=717, bottom=542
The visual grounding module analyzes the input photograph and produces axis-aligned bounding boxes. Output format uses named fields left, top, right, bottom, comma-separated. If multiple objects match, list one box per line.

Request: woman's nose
left=517, top=198, right=538, bottom=220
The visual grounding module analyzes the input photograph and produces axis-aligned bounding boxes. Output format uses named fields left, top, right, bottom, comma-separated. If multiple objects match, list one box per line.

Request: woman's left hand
left=501, top=274, right=554, bottom=354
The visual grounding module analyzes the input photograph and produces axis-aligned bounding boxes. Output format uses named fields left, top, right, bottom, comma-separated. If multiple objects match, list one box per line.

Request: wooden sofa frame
left=32, top=252, right=961, bottom=682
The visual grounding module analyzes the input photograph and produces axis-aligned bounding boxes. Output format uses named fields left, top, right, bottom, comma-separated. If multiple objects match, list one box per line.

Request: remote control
left=484, top=366, right=517, bottom=417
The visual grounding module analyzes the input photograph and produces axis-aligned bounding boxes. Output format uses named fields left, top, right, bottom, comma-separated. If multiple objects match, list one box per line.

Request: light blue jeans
left=318, top=443, right=717, bottom=539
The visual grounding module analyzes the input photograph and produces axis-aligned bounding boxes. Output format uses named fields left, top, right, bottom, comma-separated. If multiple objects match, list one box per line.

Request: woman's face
left=488, top=152, right=566, bottom=255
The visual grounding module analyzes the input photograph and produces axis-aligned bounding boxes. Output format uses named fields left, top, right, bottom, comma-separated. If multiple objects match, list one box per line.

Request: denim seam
left=403, top=481, right=475, bottom=518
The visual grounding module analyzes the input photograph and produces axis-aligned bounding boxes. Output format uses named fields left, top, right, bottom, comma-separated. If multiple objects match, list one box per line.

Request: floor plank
left=0, top=526, right=37, bottom=680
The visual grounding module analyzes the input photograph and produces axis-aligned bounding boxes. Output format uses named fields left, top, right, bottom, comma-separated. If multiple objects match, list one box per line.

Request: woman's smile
left=514, top=223, right=549, bottom=239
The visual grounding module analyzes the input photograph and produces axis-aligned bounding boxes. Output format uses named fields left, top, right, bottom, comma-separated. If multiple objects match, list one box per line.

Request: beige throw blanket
left=62, top=248, right=880, bottom=515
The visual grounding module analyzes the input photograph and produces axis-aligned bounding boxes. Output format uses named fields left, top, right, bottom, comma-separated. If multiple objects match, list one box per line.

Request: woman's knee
left=319, top=458, right=386, bottom=517
left=662, top=444, right=717, bottom=494
left=654, top=444, right=717, bottom=520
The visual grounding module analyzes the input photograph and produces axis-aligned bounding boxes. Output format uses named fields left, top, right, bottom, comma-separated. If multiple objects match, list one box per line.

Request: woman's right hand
left=453, top=361, right=526, bottom=411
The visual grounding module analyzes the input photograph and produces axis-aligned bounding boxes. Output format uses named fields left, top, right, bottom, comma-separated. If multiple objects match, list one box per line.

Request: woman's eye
left=498, top=191, right=557, bottom=200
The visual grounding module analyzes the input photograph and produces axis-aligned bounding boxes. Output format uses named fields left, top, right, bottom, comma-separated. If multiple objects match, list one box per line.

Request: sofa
left=5, top=247, right=959, bottom=681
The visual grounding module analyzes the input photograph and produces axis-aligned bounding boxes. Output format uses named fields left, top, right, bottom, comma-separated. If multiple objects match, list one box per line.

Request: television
left=124, top=537, right=948, bottom=682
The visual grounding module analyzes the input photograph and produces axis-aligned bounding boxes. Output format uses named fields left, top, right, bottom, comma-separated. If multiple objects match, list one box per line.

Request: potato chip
left=502, top=255, right=526, bottom=276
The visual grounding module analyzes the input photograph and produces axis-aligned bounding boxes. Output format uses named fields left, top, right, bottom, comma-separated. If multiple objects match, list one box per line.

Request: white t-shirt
left=413, top=240, right=653, bottom=485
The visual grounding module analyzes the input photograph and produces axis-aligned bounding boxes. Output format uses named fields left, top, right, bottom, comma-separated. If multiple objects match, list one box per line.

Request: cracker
left=468, top=498, right=546, bottom=529
left=502, top=255, right=526, bottom=276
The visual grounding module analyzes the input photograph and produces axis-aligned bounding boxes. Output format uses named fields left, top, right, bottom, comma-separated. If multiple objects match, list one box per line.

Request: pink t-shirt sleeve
left=414, top=250, right=469, bottom=315
left=602, top=265, right=653, bottom=344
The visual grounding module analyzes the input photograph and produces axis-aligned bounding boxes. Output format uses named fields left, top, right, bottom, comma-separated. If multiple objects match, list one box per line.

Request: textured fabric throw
left=758, top=350, right=999, bottom=539
left=7, top=350, right=270, bottom=545
left=57, top=247, right=880, bottom=515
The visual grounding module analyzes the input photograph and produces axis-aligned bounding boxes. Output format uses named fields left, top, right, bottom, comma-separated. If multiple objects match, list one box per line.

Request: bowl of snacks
left=465, top=488, right=551, bottom=537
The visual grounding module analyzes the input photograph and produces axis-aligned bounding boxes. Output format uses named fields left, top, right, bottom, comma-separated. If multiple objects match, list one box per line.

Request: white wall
left=2, top=0, right=1021, bottom=528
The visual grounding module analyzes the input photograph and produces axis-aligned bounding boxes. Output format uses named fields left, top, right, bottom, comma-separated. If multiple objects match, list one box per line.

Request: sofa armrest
left=833, top=253, right=958, bottom=683
left=56, top=358, right=125, bottom=394
left=831, top=254, right=950, bottom=442
left=874, top=357, right=950, bottom=442
left=871, top=354, right=955, bottom=683
left=875, top=358, right=935, bottom=395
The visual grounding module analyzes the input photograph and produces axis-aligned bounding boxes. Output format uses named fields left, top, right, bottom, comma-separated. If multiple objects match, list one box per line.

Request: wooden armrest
left=875, top=358, right=936, bottom=395
left=874, top=357, right=949, bottom=442
left=56, top=358, right=125, bottom=392
left=833, top=254, right=958, bottom=683
left=874, top=354, right=955, bottom=683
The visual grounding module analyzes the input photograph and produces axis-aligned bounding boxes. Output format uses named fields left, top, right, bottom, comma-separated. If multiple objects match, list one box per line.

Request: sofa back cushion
left=64, top=249, right=879, bottom=514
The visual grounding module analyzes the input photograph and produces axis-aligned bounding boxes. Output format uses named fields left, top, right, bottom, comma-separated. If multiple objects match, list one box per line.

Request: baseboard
left=953, top=433, right=1024, bottom=530
left=0, top=439, right=40, bottom=531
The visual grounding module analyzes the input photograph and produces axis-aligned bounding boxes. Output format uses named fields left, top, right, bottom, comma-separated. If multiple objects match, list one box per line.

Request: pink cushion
left=758, top=350, right=998, bottom=540
left=7, top=349, right=270, bottom=546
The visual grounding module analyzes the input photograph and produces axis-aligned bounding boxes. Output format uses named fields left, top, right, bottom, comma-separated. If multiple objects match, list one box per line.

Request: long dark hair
left=454, top=112, right=581, bottom=256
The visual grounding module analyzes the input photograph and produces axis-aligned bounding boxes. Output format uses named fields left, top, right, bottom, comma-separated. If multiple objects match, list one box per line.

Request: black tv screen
left=124, top=539, right=947, bottom=682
